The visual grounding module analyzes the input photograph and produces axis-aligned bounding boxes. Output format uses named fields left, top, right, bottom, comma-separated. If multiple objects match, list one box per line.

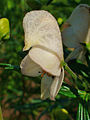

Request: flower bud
left=0, top=18, right=10, bottom=40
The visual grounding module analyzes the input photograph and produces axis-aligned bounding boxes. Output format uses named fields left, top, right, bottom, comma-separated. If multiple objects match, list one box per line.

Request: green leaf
left=78, top=90, right=90, bottom=101
left=0, top=63, right=20, bottom=70
left=76, top=103, right=81, bottom=120
left=77, top=103, right=90, bottom=120
left=76, top=103, right=83, bottom=120
left=59, top=85, right=76, bottom=98
left=84, top=106, right=90, bottom=120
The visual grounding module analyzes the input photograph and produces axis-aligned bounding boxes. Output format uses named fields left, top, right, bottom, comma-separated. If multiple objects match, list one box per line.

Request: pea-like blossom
left=62, top=4, right=90, bottom=62
left=20, top=10, right=64, bottom=100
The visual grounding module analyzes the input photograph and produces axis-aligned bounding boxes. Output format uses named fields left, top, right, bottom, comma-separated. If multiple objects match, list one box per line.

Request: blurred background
left=0, top=0, right=90, bottom=120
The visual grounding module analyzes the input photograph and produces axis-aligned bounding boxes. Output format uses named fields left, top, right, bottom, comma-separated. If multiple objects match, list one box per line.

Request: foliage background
left=0, top=0, right=90, bottom=120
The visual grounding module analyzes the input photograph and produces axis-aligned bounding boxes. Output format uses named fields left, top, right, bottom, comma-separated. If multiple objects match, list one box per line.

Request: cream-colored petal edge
left=20, top=54, right=42, bottom=77
left=41, top=74, right=53, bottom=100
left=29, top=47, right=61, bottom=76
left=50, top=67, right=64, bottom=100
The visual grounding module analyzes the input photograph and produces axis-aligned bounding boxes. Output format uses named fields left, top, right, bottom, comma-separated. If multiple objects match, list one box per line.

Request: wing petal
left=20, top=54, right=42, bottom=77
left=29, top=47, right=61, bottom=76
left=41, top=67, right=64, bottom=100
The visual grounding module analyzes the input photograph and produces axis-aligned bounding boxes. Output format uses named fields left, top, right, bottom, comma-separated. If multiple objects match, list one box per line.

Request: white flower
left=20, top=10, right=64, bottom=100
left=62, top=4, right=90, bottom=62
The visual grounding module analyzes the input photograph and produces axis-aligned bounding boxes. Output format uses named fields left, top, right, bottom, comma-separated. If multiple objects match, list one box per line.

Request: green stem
left=61, top=61, right=89, bottom=90
left=62, top=61, right=77, bottom=80
left=0, top=63, right=20, bottom=70
left=0, top=106, right=3, bottom=120
left=61, top=61, right=79, bottom=88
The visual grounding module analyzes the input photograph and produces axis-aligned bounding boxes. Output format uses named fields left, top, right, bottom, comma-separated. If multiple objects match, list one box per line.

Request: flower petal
left=41, top=74, right=53, bottom=100
left=65, top=47, right=82, bottom=62
left=85, top=27, right=90, bottom=44
left=29, top=47, right=61, bottom=76
left=41, top=67, right=64, bottom=100
left=62, top=4, right=90, bottom=48
left=23, top=10, right=63, bottom=60
left=20, top=54, right=42, bottom=77
left=50, top=67, right=64, bottom=100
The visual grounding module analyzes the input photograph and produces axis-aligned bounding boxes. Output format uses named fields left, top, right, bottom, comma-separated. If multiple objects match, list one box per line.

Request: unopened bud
left=0, top=18, right=10, bottom=40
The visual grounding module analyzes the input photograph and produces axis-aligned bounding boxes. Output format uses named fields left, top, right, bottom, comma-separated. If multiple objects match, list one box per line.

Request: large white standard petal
left=29, top=47, right=61, bottom=76
left=20, top=54, right=42, bottom=77
left=23, top=10, right=63, bottom=60
left=62, top=4, right=90, bottom=48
